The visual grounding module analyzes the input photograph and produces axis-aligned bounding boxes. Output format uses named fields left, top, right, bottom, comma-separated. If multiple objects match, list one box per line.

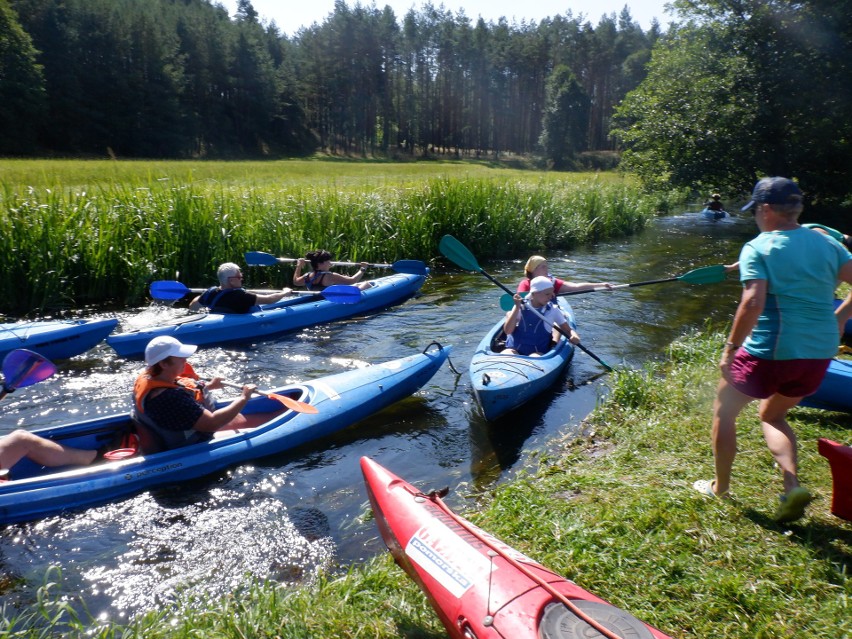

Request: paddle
left=498, top=263, right=729, bottom=310
left=215, top=380, right=318, bottom=414
left=0, top=349, right=58, bottom=401
left=244, top=251, right=429, bottom=275
left=438, top=234, right=614, bottom=371
left=149, top=280, right=362, bottom=304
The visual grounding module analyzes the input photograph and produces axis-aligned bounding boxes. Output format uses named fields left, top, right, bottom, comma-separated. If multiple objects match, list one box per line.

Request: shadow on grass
left=742, top=507, right=852, bottom=568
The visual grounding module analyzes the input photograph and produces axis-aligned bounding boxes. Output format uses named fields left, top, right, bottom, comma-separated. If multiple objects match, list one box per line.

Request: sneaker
left=774, top=486, right=813, bottom=523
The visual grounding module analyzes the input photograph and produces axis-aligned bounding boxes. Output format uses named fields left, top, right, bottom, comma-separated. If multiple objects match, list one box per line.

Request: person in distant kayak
left=293, top=249, right=371, bottom=291
left=132, top=336, right=259, bottom=452
left=694, top=177, right=852, bottom=523
left=704, top=193, right=726, bottom=212
left=0, top=430, right=98, bottom=480
left=189, top=262, right=292, bottom=313
left=517, top=255, right=612, bottom=295
left=503, top=276, right=580, bottom=356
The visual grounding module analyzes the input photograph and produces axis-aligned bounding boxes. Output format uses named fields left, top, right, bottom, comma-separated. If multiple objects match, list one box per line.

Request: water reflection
left=0, top=212, right=757, bottom=620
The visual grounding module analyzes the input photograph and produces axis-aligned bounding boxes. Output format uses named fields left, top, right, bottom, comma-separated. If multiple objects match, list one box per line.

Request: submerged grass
left=5, top=328, right=849, bottom=637
left=0, top=159, right=667, bottom=315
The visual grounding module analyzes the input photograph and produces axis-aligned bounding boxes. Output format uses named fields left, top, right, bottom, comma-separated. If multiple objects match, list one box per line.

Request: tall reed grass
left=0, top=172, right=660, bottom=316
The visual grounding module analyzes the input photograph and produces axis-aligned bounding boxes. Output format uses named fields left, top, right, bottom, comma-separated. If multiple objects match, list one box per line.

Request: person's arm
left=254, top=289, right=292, bottom=305
left=293, top=258, right=308, bottom=286
left=323, top=263, right=369, bottom=286
left=188, top=295, right=203, bottom=311
left=192, top=385, right=255, bottom=432
left=556, top=281, right=612, bottom=294
left=719, top=279, right=766, bottom=377
left=503, top=294, right=523, bottom=335
left=556, top=320, right=580, bottom=344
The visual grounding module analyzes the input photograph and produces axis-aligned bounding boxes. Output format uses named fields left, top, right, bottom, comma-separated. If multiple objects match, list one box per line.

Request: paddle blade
left=499, top=292, right=529, bottom=311
left=150, top=280, right=191, bottom=300
left=439, top=235, right=482, bottom=272
left=391, top=259, right=429, bottom=275
left=266, top=391, right=319, bottom=414
left=244, top=251, right=280, bottom=266
left=2, top=349, right=57, bottom=392
left=678, top=264, right=728, bottom=285
left=319, top=285, right=362, bottom=304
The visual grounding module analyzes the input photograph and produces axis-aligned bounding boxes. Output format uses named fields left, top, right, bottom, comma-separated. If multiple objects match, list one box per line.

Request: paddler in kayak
left=517, top=254, right=611, bottom=295
left=293, top=249, right=371, bottom=291
left=503, top=276, right=580, bottom=356
left=132, top=336, right=262, bottom=452
left=190, top=262, right=292, bottom=313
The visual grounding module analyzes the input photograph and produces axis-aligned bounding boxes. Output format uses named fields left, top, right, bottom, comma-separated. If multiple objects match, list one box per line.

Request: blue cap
left=741, top=177, right=803, bottom=211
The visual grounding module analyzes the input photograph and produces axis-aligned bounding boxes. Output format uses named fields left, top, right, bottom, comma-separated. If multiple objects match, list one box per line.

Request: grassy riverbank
left=7, top=327, right=849, bottom=638
left=0, top=159, right=677, bottom=315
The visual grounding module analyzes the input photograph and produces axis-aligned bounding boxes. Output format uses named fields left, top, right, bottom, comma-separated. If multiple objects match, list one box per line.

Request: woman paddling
left=293, top=249, right=372, bottom=291
left=517, top=255, right=611, bottom=295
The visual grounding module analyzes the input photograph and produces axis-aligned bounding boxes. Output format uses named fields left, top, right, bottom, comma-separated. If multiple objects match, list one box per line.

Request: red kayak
left=818, top=438, right=852, bottom=521
left=360, top=456, right=674, bottom=639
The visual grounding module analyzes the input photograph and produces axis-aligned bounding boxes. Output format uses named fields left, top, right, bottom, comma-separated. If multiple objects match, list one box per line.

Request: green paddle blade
left=500, top=292, right=527, bottom=311
left=677, top=264, right=727, bottom=285
left=439, top=235, right=482, bottom=272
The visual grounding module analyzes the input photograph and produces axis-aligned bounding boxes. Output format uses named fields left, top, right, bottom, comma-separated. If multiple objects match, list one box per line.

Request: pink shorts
left=728, top=349, right=831, bottom=399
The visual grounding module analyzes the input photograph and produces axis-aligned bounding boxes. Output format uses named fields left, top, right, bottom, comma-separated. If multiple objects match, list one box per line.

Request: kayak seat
left=130, top=418, right=166, bottom=455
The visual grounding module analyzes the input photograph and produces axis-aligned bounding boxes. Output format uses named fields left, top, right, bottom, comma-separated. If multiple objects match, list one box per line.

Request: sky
left=220, top=0, right=675, bottom=36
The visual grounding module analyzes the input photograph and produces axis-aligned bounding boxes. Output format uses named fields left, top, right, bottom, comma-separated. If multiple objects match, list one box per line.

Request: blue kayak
left=107, top=273, right=425, bottom=358
left=799, top=358, right=852, bottom=413
left=0, top=318, right=118, bottom=362
left=469, top=298, right=576, bottom=421
left=0, top=343, right=450, bottom=525
left=701, top=208, right=729, bottom=220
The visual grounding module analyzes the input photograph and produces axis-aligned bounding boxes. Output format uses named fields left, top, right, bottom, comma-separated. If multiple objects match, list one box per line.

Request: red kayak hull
left=360, top=456, right=674, bottom=639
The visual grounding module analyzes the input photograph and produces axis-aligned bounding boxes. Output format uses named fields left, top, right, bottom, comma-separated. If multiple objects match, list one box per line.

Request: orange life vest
left=133, top=361, right=206, bottom=415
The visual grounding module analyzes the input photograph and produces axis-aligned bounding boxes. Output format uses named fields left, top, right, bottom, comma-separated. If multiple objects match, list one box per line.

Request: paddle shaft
left=267, top=256, right=391, bottom=268
left=216, top=380, right=317, bottom=414
left=558, top=277, right=677, bottom=296
left=481, top=270, right=614, bottom=371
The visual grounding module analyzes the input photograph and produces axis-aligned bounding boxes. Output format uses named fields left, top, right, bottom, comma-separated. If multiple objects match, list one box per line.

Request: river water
left=0, top=211, right=756, bottom=622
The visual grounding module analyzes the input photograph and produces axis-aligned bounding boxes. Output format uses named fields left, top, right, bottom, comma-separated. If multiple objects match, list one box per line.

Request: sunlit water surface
left=0, top=212, right=755, bottom=620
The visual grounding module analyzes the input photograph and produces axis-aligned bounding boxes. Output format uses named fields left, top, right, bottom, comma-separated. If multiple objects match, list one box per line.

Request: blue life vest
left=505, top=302, right=558, bottom=355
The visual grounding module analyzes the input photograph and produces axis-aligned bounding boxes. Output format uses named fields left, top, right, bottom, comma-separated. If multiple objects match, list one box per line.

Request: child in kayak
left=293, top=249, right=372, bottom=291
left=517, top=255, right=611, bottom=295
left=503, top=276, right=580, bottom=356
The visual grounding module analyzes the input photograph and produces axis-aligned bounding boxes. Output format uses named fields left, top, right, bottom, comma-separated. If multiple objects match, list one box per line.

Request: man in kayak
left=190, top=262, right=292, bottom=313
left=517, top=255, right=611, bottom=295
left=293, top=249, right=371, bottom=291
left=503, top=276, right=580, bottom=356
left=132, top=336, right=258, bottom=452
left=704, top=193, right=726, bottom=214
left=694, top=177, right=852, bottom=522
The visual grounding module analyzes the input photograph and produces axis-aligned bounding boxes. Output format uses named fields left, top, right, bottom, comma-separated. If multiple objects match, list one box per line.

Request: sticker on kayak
left=406, top=520, right=495, bottom=598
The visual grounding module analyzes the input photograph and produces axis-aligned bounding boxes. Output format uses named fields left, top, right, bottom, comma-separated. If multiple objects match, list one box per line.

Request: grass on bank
left=0, top=158, right=686, bottom=316
left=5, top=327, right=849, bottom=638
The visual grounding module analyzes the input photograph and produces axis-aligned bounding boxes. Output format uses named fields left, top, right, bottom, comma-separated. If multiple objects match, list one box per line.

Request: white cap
left=144, top=336, right=197, bottom=367
left=529, top=276, right=554, bottom=293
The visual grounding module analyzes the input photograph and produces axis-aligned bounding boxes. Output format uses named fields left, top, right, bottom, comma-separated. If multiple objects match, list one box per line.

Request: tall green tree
left=0, top=0, right=45, bottom=153
left=539, top=64, right=590, bottom=169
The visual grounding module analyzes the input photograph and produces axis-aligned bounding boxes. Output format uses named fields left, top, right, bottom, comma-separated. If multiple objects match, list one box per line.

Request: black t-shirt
left=199, top=288, right=258, bottom=313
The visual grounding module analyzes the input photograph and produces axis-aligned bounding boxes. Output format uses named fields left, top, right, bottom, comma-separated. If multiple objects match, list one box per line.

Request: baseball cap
left=741, top=177, right=803, bottom=211
left=529, top=276, right=555, bottom=293
left=144, top=336, right=198, bottom=367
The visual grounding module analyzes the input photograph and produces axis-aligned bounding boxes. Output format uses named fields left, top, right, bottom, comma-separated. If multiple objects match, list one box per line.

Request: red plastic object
left=818, top=438, right=852, bottom=521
